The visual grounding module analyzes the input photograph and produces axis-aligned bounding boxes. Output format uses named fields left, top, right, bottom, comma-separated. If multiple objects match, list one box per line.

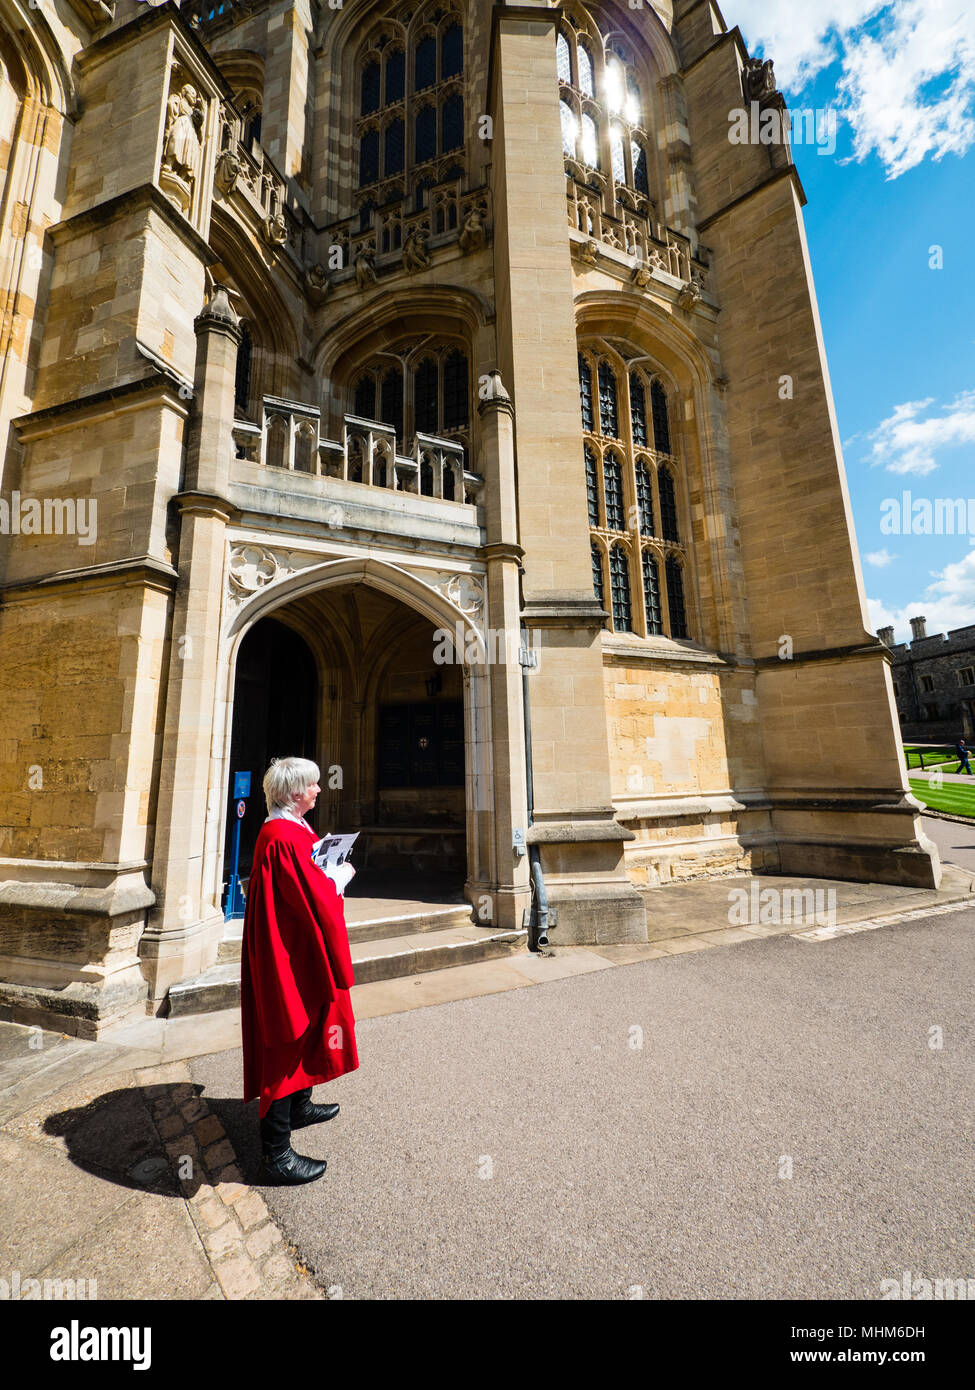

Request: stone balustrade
left=232, top=401, right=483, bottom=506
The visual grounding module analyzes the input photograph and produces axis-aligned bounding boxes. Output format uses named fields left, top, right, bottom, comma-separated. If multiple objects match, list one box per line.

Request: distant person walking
left=954, top=738, right=973, bottom=775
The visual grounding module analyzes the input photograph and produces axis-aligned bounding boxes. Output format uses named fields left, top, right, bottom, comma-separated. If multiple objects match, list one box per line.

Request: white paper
left=311, top=831, right=359, bottom=869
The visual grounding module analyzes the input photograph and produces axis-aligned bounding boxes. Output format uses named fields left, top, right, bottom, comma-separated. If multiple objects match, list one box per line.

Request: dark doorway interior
left=223, top=617, right=317, bottom=897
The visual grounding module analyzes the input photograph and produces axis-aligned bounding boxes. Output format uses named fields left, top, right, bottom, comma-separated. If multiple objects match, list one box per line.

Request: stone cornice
left=521, top=596, right=608, bottom=629
left=0, top=555, right=179, bottom=606
left=697, top=164, right=807, bottom=231
left=754, top=640, right=887, bottom=670
left=173, top=490, right=238, bottom=523
left=14, top=369, right=192, bottom=440
left=50, top=182, right=218, bottom=266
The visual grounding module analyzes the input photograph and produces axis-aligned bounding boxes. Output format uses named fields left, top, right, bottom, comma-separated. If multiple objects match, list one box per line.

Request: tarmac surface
left=188, top=817, right=975, bottom=1299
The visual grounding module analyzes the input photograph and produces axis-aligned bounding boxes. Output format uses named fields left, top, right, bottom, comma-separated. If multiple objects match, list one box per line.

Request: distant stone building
left=0, top=0, right=941, bottom=1037
left=879, top=617, right=975, bottom=742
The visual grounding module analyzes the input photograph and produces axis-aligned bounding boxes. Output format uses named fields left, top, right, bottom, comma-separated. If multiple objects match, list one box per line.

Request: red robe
left=241, top=816, right=359, bottom=1117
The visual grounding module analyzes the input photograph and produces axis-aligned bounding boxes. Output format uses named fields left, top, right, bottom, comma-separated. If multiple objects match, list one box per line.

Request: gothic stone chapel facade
left=0, top=0, right=941, bottom=1035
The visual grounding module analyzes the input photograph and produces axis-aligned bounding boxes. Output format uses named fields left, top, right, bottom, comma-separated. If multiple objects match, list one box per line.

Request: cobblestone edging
left=919, top=807, right=975, bottom=826
left=134, top=1061, right=325, bottom=1301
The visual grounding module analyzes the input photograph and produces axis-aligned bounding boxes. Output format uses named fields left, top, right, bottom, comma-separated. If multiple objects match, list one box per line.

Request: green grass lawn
left=908, top=777, right=975, bottom=817
left=903, top=746, right=958, bottom=769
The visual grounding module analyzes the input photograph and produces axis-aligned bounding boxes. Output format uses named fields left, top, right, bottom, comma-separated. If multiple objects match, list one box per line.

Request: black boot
left=259, top=1095, right=327, bottom=1185
left=290, top=1086, right=340, bottom=1130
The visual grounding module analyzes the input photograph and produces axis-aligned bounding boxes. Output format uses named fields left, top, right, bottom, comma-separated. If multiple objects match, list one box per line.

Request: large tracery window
left=350, top=341, right=471, bottom=470
left=556, top=14, right=652, bottom=204
left=580, top=343, right=693, bottom=641
left=356, top=8, right=466, bottom=216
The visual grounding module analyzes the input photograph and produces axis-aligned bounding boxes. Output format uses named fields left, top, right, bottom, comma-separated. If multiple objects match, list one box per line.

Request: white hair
left=263, top=756, right=321, bottom=812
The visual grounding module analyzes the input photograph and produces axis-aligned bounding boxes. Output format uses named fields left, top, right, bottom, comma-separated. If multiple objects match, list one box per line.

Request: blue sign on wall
left=233, top=771, right=251, bottom=799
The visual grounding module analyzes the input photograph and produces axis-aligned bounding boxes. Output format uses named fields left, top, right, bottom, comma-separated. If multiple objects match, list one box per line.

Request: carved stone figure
left=264, top=211, right=288, bottom=246
left=214, top=148, right=242, bottom=196
left=459, top=205, right=485, bottom=253
left=743, top=56, right=778, bottom=105
left=677, top=280, right=702, bottom=312
left=402, top=227, right=431, bottom=271
left=162, top=84, right=203, bottom=186
left=354, top=246, right=377, bottom=289
left=307, top=262, right=330, bottom=306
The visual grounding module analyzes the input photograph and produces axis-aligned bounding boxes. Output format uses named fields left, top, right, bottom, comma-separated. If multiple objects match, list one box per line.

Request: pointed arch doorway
left=220, top=576, right=471, bottom=911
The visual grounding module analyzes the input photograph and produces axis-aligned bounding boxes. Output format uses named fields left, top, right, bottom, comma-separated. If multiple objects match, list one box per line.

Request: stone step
left=169, top=924, right=528, bottom=1017
left=217, top=903, right=478, bottom=962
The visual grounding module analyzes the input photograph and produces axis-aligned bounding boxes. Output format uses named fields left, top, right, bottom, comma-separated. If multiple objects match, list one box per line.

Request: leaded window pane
left=625, top=73, right=641, bottom=126
left=385, top=49, right=405, bottom=105
left=354, top=373, right=375, bottom=420
left=643, top=551, right=662, bottom=634
left=598, top=362, right=618, bottom=437
left=629, top=373, right=647, bottom=446
left=359, top=129, right=379, bottom=186
left=609, top=544, right=632, bottom=632
left=659, top=465, right=679, bottom=541
left=557, top=32, right=572, bottom=84
left=603, top=453, right=625, bottom=531
left=585, top=446, right=599, bottom=526
left=591, top=542, right=605, bottom=608
left=560, top=99, right=577, bottom=158
left=581, top=113, right=599, bottom=167
left=578, top=43, right=594, bottom=96
left=416, top=105, right=436, bottom=163
left=579, top=355, right=594, bottom=432
left=636, top=462, right=654, bottom=536
left=384, top=118, right=405, bottom=175
left=441, top=23, right=463, bottom=80
left=414, top=357, right=439, bottom=433
left=234, top=324, right=252, bottom=417
left=441, top=93, right=464, bottom=153
left=632, top=142, right=649, bottom=195
left=651, top=379, right=671, bottom=453
left=610, top=124, right=626, bottom=184
left=380, top=369, right=403, bottom=443
left=442, top=350, right=468, bottom=429
left=666, top=556, right=688, bottom=638
left=361, top=61, right=381, bottom=116
left=415, top=35, right=437, bottom=92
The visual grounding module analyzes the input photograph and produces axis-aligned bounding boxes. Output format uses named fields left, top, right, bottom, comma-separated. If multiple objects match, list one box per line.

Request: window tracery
left=349, top=340, right=471, bottom=475
left=579, top=343, right=693, bottom=641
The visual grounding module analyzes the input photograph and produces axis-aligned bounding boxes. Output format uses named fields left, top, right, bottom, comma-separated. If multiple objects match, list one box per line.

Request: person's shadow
left=43, top=1082, right=263, bottom=1195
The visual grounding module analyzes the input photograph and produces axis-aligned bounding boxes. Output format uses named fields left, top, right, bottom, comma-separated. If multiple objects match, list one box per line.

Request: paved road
left=191, top=897, right=975, bottom=1299
left=922, top=813, right=975, bottom=872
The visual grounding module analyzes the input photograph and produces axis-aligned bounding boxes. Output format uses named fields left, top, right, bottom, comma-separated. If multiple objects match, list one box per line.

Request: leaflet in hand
left=311, top=832, right=359, bottom=869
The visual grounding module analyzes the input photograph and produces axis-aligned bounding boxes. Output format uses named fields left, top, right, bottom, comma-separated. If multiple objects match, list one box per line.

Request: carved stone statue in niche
left=459, top=205, right=486, bottom=254
left=160, top=82, right=205, bottom=216
left=402, top=227, right=431, bottom=272
left=354, top=246, right=377, bottom=289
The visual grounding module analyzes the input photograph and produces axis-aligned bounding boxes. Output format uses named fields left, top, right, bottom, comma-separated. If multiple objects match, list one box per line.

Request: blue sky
left=729, top=0, right=975, bottom=642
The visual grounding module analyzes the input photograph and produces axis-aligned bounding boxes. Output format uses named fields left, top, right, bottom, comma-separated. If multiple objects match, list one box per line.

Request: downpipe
left=521, top=626, right=551, bottom=952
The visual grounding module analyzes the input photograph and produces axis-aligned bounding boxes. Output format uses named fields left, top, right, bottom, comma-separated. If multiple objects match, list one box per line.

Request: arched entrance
left=221, top=616, right=318, bottom=904
left=220, top=569, right=473, bottom=908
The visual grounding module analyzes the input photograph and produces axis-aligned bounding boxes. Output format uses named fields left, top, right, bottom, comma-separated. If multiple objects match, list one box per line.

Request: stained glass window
left=560, top=100, right=577, bottom=158
left=666, top=556, right=688, bottom=638
left=234, top=323, right=252, bottom=417
left=557, top=31, right=572, bottom=84
left=651, top=380, right=671, bottom=454
left=414, top=357, right=439, bottom=433
left=598, top=362, right=618, bottom=437
left=386, top=49, right=405, bottom=104
left=585, top=446, right=600, bottom=526
left=361, top=62, right=381, bottom=116
left=592, top=542, right=605, bottom=608
left=578, top=43, right=594, bottom=96
left=581, top=113, right=599, bottom=167
left=441, top=23, right=463, bottom=80
left=359, top=129, right=379, bottom=186
left=441, top=93, right=464, bottom=153
left=609, top=544, right=632, bottom=631
left=416, top=105, right=436, bottom=163
left=632, top=142, right=649, bottom=195
left=415, top=35, right=436, bottom=92
left=642, top=551, right=662, bottom=634
left=636, top=462, right=654, bottom=536
left=659, top=465, right=679, bottom=542
left=384, top=118, right=405, bottom=176
left=442, top=350, right=469, bottom=429
left=579, top=355, right=594, bottom=432
left=610, top=125, right=626, bottom=184
left=625, top=72, right=641, bottom=126
left=629, top=373, right=647, bottom=446
left=603, top=453, right=625, bottom=531
left=380, top=368, right=403, bottom=443
left=354, top=374, right=374, bottom=420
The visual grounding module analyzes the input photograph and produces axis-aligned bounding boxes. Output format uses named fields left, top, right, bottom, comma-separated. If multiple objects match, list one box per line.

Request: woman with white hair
left=240, top=755, right=359, bottom=1184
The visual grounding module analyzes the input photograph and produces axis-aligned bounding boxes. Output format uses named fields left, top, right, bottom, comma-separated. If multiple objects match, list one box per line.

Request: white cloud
left=868, top=542, right=975, bottom=640
left=867, top=390, right=975, bottom=475
left=731, top=0, right=975, bottom=177
left=865, top=548, right=897, bottom=566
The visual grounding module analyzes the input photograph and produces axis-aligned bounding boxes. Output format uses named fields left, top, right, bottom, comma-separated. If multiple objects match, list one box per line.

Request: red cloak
left=240, top=816, right=359, bottom=1117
